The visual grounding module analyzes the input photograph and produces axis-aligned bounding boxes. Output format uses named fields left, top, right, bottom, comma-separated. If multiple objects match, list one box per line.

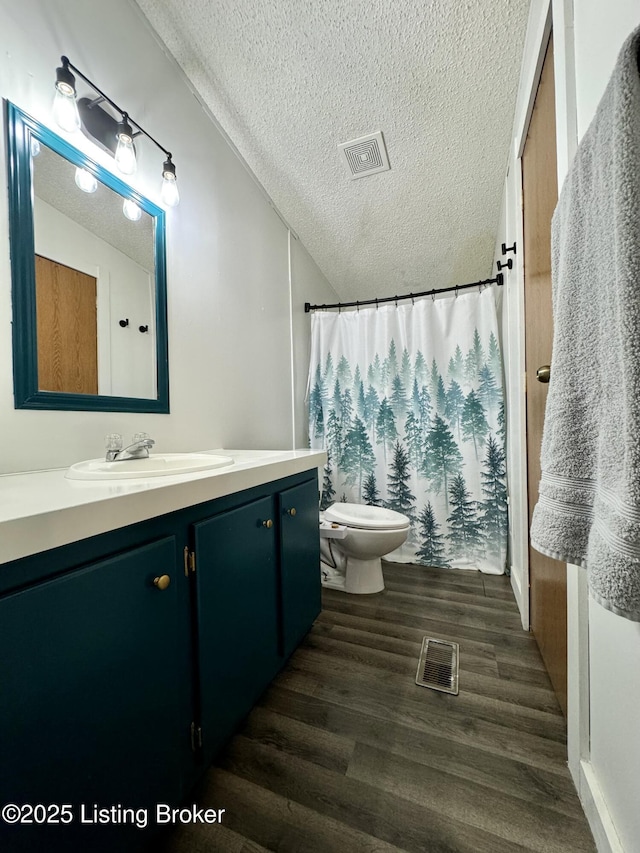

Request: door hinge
left=183, top=546, right=196, bottom=576
left=190, top=721, right=202, bottom=752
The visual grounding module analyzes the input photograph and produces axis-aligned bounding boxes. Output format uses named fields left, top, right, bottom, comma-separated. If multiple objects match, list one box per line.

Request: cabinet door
left=0, top=537, right=187, bottom=852
left=278, top=478, right=321, bottom=658
left=193, top=496, right=279, bottom=766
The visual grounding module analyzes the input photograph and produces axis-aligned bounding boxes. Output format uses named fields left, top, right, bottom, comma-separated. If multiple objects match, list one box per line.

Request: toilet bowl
left=321, top=503, right=410, bottom=594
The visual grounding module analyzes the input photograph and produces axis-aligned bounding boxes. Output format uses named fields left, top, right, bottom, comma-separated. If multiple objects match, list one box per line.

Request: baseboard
left=509, top=565, right=529, bottom=629
left=579, top=760, right=624, bottom=853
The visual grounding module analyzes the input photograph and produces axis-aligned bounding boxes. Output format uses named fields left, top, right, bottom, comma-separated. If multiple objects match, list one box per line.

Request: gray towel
left=530, top=24, right=640, bottom=622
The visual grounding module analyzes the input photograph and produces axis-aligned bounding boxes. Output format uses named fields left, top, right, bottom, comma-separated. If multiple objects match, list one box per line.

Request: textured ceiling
left=34, top=143, right=155, bottom=272
left=134, top=0, right=530, bottom=300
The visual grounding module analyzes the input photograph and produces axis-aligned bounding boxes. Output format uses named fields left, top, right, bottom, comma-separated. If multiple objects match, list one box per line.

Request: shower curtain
left=308, top=287, right=507, bottom=574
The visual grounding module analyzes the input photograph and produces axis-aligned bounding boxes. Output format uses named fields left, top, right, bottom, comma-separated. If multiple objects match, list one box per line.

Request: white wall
left=290, top=235, right=341, bottom=449
left=0, top=0, right=335, bottom=474
left=497, top=1, right=640, bottom=850
left=571, top=4, right=640, bottom=851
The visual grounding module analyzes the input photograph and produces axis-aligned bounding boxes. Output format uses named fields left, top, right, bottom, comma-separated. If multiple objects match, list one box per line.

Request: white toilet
left=320, top=503, right=410, bottom=594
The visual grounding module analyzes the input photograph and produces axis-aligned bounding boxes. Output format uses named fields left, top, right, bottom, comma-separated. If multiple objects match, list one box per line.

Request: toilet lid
left=324, top=502, right=410, bottom=531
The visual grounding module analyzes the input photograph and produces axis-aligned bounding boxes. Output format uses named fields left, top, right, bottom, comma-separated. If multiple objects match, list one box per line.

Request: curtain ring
left=338, top=302, right=342, bottom=313
left=455, top=286, right=459, bottom=298
left=356, top=300, right=360, bottom=312
left=375, top=298, right=378, bottom=310
left=394, top=295, right=398, bottom=308
left=431, top=289, right=436, bottom=302
left=410, top=292, right=414, bottom=305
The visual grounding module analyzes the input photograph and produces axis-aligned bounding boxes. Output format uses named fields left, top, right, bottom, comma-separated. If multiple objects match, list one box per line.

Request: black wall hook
left=118, top=318, right=129, bottom=328
left=496, top=258, right=513, bottom=271
left=501, top=242, right=517, bottom=256
left=138, top=325, right=149, bottom=333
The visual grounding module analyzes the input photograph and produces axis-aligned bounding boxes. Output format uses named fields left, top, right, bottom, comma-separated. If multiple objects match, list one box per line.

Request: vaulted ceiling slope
left=135, top=0, right=530, bottom=301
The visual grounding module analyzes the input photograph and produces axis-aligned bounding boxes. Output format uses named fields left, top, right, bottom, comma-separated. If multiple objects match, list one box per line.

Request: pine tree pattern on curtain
left=309, top=288, right=508, bottom=574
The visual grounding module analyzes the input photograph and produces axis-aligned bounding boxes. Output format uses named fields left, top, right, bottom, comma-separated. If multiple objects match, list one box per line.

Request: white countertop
left=0, top=449, right=326, bottom=565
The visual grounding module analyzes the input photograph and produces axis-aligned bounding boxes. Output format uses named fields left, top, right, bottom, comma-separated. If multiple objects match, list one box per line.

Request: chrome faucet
left=105, top=433, right=155, bottom=462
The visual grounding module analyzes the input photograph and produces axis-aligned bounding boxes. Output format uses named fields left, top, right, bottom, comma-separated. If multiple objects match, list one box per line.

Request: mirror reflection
left=6, top=101, right=169, bottom=413
left=32, top=142, right=157, bottom=399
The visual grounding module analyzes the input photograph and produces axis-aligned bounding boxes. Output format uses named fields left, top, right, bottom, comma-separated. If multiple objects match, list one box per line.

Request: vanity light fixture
left=161, top=157, right=179, bottom=207
left=114, top=115, right=137, bottom=175
left=53, top=60, right=81, bottom=132
left=52, top=56, right=179, bottom=205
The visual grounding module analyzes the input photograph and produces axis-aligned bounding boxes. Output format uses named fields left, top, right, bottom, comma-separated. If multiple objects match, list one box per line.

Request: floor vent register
left=415, top=637, right=459, bottom=695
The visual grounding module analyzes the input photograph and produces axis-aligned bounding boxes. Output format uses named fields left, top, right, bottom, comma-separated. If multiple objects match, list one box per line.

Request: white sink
left=66, top=453, right=234, bottom=480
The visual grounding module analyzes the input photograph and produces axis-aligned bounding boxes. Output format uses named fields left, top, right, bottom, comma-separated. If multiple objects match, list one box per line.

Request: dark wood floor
left=162, top=562, right=596, bottom=853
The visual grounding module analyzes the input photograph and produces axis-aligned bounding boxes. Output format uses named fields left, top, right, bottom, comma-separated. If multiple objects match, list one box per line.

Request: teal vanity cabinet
left=0, top=536, right=191, bottom=852
left=0, top=469, right=320, bottom=852
left=191, top=476, right=321, bottom=768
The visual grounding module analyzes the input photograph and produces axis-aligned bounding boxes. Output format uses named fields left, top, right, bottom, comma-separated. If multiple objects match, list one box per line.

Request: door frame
left=504, top=2, right=554, bottom=633
left=507, top=0, right=594, bottom=823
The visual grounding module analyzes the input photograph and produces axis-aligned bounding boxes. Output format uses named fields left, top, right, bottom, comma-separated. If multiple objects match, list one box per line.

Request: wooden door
left=522, top=35, right=567, bottom=715
left=35, top=254, right=98, bottom=394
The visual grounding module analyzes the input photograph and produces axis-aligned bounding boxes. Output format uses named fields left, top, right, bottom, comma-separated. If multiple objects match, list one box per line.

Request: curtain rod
left=304, top=272, right=504, bottom=313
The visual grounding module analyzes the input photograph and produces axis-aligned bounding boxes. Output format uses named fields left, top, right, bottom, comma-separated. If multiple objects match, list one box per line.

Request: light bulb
left=74, top=167, right=98, bottom=193
left=115, top=128, right=136, bottom=175
left=161, top=157, right=179, bottom=207
left=123, top=198, right=142, bottom=221
left=53, top=84, right=81, bottom=133
left=30, top=137, right=41, bottom=158
left=161, top=173, right=179, bottom=207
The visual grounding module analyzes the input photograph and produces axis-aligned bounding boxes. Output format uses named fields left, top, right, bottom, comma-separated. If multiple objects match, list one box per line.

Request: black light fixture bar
left=304, top=273, right=504, bottom=313
left=61, top=56, right=172, bottom=159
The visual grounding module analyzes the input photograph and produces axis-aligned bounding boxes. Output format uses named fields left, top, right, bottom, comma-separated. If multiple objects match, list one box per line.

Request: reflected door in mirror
left=35, top=255, right=98, bottom=394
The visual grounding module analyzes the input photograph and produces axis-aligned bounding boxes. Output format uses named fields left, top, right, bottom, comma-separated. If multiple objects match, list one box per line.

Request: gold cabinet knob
left=153, top=574, right=171, bottom=590
left=536, top=364, right=551, bottom=383
left=286, top=507, right=297, bottom=517
left=262, top=519, right=274, bottom=529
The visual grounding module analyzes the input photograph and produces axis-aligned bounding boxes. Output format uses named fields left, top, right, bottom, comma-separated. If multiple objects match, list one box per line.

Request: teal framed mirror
left=5, top=101, right=169, bottom=412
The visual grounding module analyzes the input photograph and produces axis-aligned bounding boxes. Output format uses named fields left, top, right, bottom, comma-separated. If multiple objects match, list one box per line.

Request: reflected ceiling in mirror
left=6, top=101, right=169, bottom=413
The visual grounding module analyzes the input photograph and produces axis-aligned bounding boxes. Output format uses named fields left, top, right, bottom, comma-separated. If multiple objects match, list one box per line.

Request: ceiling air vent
left=338, top=131, right=390, bottom=179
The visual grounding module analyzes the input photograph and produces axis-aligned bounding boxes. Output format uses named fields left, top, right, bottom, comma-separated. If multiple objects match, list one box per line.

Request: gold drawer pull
left=262, top=519, right=274, bottom=529
left=286, top=507, right=297, bottom=516
left=153, top=574, right=171, bottom=590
